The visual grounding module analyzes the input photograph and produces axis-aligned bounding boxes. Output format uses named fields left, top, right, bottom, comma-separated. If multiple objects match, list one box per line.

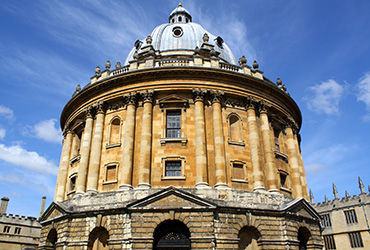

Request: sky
left=1, top=0, right=370, bottom=217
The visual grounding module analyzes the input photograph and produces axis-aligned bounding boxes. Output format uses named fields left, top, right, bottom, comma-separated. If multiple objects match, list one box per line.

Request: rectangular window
left=3, top=226, right=10, bottom=233
left=231, top=160, right=248, bottom=183
left=70, top=176, right=76, bottom=191
left=322, top=214, right=332, bottom=228
left=166, top=111, right=181, bottom=138
left=280, top=172, right=287, bottom=187
left=165, top=161, right=182, bottom=177
left=324, top=235, right=336, bottom=249
left=14, top=227, right=21, bottom=234
left=348, top=232, right=363, bottom=248
left=106, top=165, right=117, bottom=182
left=344, top=209, right=358, bottom=224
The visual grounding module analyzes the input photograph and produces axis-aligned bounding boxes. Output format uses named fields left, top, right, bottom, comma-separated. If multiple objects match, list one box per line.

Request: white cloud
left=0, top=127, right=5, bottom=140
left=0, top=144, right=58, bottom=175
left=357, top=72, right=370, bottom=121
left=306, top=79, right=344, bottom=115
left=0, top=105, right=15, bottom=121
left=32, top=119, right=63, bottom=143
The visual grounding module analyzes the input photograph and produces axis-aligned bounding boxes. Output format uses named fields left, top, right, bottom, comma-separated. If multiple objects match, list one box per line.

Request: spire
left=359, top=176, right=365, bottom=194
left=309, top=189, right=314, bottom=204
left=345, top=190, right=350, bottom=199
left=333, top=183, right=338, bottom=199
left=324, top=195, right=328, bottom=202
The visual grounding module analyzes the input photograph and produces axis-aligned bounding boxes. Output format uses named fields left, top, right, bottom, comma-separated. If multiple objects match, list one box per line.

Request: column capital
left=284, top=117, right=298, bottom=134
left=210, top=90, right=224, bottom=104
left=124, top=92, right=138, bottom=106
left=141, top=90, right=154, bottom=104
left=258, top=101, right=270, bottom=114
left=85, top=105, right=95, bottom=119
left=62, top=122, right=72, bottom=137
left=244, top=95, right=258, bottom=110
left=95, top=100, right=106, bottom=114
left=192, top=88, right=207, bottom=102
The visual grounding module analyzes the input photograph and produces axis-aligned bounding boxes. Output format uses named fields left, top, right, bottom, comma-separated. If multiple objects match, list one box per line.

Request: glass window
left=348, top=232, right=363, bottom=248
left=324, top=235, right=336, bottom=249
left=322, top=214, right=332, bottom=227
left=167, top=111, right=181, bottom=138
left=165, top=161, right=181, bottom=177
left=14, top=227, right=21, bottom=234
left=3, top=226, right=10, bottom=233
left=344, top=209, right=358, bottom=224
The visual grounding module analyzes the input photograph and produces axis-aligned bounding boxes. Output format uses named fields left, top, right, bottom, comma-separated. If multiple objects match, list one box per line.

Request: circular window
left=172, top=27, right=183, bottom=38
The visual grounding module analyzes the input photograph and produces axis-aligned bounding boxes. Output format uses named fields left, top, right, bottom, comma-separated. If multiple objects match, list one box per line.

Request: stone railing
left=111, top=65, right=130, bottom=76
left=219, top=62, right=241, bottom=72
left=156, top=58, right=193, bottom=67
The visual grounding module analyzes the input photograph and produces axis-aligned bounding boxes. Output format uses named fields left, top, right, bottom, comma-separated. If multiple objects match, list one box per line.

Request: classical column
left=137, top=91, right=154, bottom=189
left=70, top=132, right=79, bottom=159
left=87, top=101, right=105, bottom=193
left=295, top=133, right=309, bottom=199
left=211, top=90, right=228, bottom=189
left=246, top=98, right=265, bottom=191
left=193, top=88, right=209, bottom=189
left=285, top=120, right=303, bottom=198
left=119, top=93, right=137, bottom=190
left=55, top=127, right=73, bottom=201
left=259, top=103, right=278, bottom=192
left=76, top=107, right=94, bottom=194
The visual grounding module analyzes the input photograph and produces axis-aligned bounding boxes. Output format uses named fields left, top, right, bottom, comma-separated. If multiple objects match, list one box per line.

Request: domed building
left=39, top=4, right=323, bottom=250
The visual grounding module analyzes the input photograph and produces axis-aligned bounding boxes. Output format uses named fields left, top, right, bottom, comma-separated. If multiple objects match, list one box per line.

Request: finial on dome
left=203, top=33, right=209, bottom=43
left=179, top=3, right=182, bottom=7
left=146, top=35, right=152, bottom=45
left=253, top=60, right=259, bottom=69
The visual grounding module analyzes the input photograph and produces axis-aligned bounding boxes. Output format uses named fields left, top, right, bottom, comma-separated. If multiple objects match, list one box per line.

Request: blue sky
left=1, top=0, right=370, bottom=217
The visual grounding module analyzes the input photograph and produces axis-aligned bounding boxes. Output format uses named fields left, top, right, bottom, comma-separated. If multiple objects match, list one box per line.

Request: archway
left=87, top=227, right=109, bottom=250
left=238, top=226, right=261, bottom=250
left=298, top=227, right=311, bottom=250
left=153, top=220, right=191, bottom=250
left=46, top=228, right=57, bottom=250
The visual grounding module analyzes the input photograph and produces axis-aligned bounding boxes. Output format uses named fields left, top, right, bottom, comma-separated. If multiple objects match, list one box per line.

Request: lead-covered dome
left=125, top=4, right=237, bottom=65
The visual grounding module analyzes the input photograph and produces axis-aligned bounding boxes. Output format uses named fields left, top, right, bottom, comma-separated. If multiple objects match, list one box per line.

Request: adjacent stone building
left=0, top=197, right=46, bottom=250
left=39, top=4, right=323, bottom=250
left=312, top=177, right=370, bottom=250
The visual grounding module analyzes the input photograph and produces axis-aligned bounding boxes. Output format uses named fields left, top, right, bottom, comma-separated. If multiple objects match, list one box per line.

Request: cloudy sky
left=1, top=0, right=370, bottom=217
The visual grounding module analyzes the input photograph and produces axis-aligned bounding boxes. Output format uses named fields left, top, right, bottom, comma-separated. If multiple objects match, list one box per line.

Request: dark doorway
left=153, top=220, right=191, bottom=250
left=298, top=228, right=309, bottom=250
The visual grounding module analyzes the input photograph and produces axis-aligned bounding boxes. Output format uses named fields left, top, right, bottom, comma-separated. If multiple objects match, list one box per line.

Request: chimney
left=0, top=197, right=9, bottom=214
left=39, top=196, right=47, bottom=218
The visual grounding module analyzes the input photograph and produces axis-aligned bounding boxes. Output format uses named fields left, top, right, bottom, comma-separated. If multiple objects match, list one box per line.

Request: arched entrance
left=46, top=228, right=57, bottom=250
left=238, top=226, right=261, bottom=250
left=153, top=220, right=191, bottom=250
left=298, top=227, right=311, bottom=250
left=87, top=227, right=109, bottom=250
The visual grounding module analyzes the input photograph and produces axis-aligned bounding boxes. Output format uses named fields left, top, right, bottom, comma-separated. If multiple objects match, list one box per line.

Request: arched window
left=107, top=117, right=121, bottom=147
left=228, top=113, right=244, bottom=145
left=88, top=227, right=109, bottom=250
left=153, top=220, right=190, bottom=250
left=46, top=228, right=57, bottom=250
left=238, top=226, right=260, bottom=250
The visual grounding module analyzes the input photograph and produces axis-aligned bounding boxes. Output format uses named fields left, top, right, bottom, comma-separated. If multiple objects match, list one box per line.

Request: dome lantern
left=169, top=3, right=192, bottom=24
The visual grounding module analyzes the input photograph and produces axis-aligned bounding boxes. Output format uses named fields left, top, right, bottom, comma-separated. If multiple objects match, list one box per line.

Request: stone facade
left=0, top=197, right=44, bottom=250
left=313, top=178, right=370, bottom=250
left=39, top=4, right=322, bottom=250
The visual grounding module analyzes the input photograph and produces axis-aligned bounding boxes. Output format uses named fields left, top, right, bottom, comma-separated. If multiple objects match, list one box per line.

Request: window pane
left=167, top=111, right=181, bottom=138
left=165, top=161, right=181, bottom=176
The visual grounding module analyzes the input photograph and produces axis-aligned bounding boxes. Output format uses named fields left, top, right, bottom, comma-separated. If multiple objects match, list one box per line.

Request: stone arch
left=153, top=219, right=191, bottom=250
left=87, top=227, right=109, bottom=250
left=238, top=226, right=261, bottom=250
left=297, top=226, right=311, bottom=250
left=22, top=247, right=36, bottom=250
left=107, top=116, right=122, bottom=146
left=46, top=228, right=57, bottom=250
left=227, top=113, right=244, bottom=143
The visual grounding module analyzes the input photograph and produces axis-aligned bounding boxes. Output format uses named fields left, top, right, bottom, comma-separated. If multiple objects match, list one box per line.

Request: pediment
left=283, top=198, right=321, bottom=221
left=128, top=187, right=216, bottom=210
left=39, top=202, right=68, bottom=222
left=158, top=94, right=189, bottom=108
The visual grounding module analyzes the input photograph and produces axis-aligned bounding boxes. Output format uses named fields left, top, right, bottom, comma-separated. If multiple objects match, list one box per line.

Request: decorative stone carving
left=141, top=90, right=154, bottom=103
left=194, top=46, right=200, bottom=55
left=124, top=92, right=138, bottom=106
left=253, top=60, right=259, bottom=69
left=115, top=61, right=122, bottom=69
left=333, top=183, right=338, bottom=199
left=72, top=84, right=81, bottom=97
left=202, top=33, right=209, bottom=43
left=95, top=66, right=101, bottom=75
left=96, top=101, right=105, bottom=114
left=359, top=176, right=366, bottom=194
left=259, top=101, right=270, bottom=114
left=210, top=48, right=218, bottom=57
left=244, top=95, right=257, bottom=109
left=238, top=56, right=247, bottom=66
left=210, top=90, right=224, bottom=103
left=146, top=35, right=152, bottom=45
left=192, top=88, right=207, bottom=102
left=105, top=60, right=111, bottom=70
left=86, top=105, right=95, bottom=118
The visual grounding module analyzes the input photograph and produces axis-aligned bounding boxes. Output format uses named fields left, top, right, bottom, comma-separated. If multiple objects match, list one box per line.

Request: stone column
left=246, top=98, right=265, bottom=191
left=55, top=128, right=73, bottom=201
left=119, top=93, right=137, bottom=190
left=76, top=107, right=94, bottom=194
left=193, top=89, right=209, bottom=189
left=211, top=91, right=228, bottom=189
left=86, top=102, right=105, bottom=193
left=137, top=91, right=154, bottom=189
left=285, top=120, right=303, bottom=198
left=260, top=104, right=278, bottom=192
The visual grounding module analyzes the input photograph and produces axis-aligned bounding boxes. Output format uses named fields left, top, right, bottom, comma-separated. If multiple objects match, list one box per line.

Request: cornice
left=60, top=67, right=302, bottom=130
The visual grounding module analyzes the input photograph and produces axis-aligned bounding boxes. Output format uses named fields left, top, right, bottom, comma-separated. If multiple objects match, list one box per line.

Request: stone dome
left=124, top=4, right=237, bottom=65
